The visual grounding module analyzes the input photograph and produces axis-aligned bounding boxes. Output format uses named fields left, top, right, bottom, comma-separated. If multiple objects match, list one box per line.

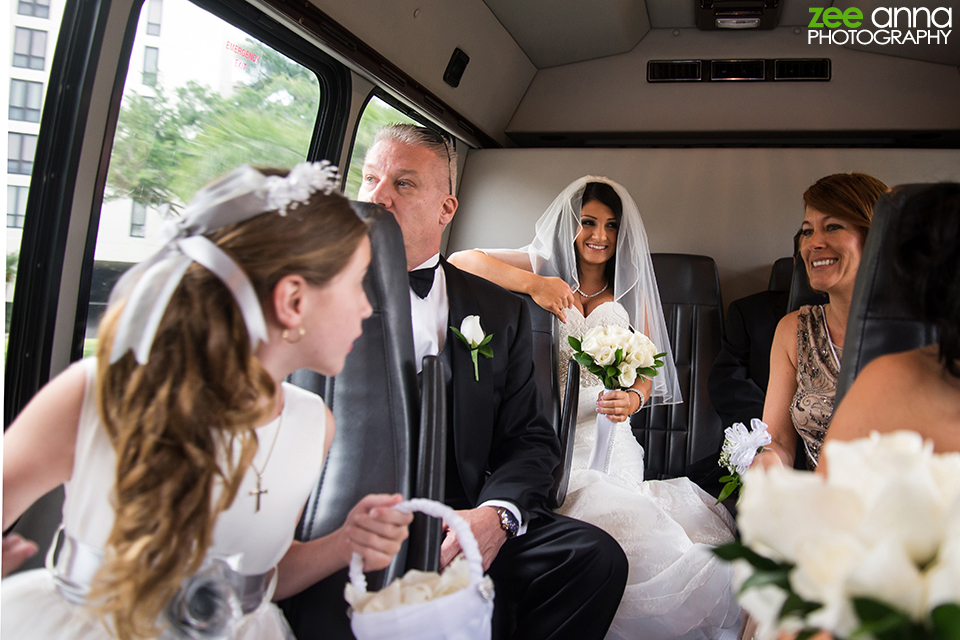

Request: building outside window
left=8, top=186, right=29, bottom=229
left=8, top=133, right=38, bottom=175
left=18, top=0, right=50, bottom=18
left=130, top=201, right=147, bottom=237
left=10, top=79, right=43, bottom=123
left=13, top=27, right=47, bottom=71
left=143, top=46, right=159, bottom=86
left=147, top=0, right=163, bottom=35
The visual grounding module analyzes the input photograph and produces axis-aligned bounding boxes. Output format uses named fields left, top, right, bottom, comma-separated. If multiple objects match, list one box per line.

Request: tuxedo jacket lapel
left=441, top=259, right=495, bottom=504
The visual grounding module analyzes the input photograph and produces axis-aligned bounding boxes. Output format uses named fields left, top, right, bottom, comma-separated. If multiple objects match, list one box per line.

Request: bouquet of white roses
left=717, top=418, right=772, bottom=503
left=567, top=325, right=666, bottom=391
left=715, top=431, right=960, bottom=640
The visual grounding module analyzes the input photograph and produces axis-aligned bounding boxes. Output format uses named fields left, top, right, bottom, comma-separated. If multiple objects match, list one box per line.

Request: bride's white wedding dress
left=556, top=302, right=740, bottom=640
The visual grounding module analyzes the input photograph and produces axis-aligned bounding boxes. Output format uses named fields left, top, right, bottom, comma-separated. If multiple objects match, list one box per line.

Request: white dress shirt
left=409, top=254, right=526, bottom=534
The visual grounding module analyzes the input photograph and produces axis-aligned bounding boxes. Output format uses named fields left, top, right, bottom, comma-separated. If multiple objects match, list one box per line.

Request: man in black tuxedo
left=357, top=124, right=627, bottom=639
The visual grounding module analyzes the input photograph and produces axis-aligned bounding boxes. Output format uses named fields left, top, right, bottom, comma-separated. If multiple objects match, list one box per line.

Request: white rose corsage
left=716, top=418, right=771, bottom=503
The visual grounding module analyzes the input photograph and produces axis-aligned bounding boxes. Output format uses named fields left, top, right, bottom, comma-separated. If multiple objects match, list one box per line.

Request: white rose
left=580, top=334, right=601, bottom=356
left=790, top=534, right=865, bottom=637
left=459, top=315, right=485, bottom=348
left=617, top=362, right=637, bottom=388
left=733, top=560, right=799, bottom=640
left=844, top=537, right=926, bottom=621
left=607, top=325, right=631, bottom=344
left=738, top=466, right=862, bottom=562
left=924, top=528, right=960, bottom=610
left=594, top=345, right=616, bottom=366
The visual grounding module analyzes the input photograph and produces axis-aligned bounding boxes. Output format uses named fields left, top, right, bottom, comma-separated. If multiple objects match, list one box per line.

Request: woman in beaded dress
left=2, top=164, right=412, bottom=640
left=450, top=176, right=740, bottom=640
left=753, top=173, right=887, bottom=470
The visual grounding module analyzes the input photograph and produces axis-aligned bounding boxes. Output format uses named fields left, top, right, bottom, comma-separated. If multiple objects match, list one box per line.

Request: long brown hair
left=90, top=170, right=366, bottom=640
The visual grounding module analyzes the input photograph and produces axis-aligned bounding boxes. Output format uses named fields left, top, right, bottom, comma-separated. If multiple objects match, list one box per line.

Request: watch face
left=498, top=508, right=518, bottom=537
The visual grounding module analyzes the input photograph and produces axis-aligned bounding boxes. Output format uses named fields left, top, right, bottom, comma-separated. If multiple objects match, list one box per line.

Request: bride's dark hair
left=581, top=181, right=623, bottom=285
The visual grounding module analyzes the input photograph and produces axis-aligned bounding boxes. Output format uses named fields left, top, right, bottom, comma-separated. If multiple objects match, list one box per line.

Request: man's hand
left=336, top=494, right=413, bottom=572
left=2, top=534, right=38, bottom=578
left=439, top=506, right=506, bottom=572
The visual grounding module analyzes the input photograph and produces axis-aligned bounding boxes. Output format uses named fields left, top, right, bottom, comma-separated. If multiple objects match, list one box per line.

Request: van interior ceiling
left=266, top=0, right=960, bottom=303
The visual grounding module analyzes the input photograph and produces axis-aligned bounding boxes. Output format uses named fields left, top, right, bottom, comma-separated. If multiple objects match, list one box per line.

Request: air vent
left=711, top=59, right=765, bottom=81
left=774, top=59, right=831, bottom=81
left=647, top=60, right=702, bottom=82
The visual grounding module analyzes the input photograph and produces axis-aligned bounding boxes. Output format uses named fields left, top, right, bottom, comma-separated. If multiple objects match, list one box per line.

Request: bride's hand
left=596, top=390, right=637, bottom=423
left=532, top=277, right=575, bottom=323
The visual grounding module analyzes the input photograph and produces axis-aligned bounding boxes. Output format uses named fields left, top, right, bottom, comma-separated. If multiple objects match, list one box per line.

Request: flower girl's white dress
left=1, top=358, right=326, bottom=640
left=556, top=302, right=741, bottom=640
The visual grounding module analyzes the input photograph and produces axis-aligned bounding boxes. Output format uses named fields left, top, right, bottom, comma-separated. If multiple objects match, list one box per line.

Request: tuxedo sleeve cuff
left=478, top=500, right=527, bottom=536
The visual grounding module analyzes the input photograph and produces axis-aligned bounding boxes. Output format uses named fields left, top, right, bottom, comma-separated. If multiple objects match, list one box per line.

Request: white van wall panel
left=309, top=0, right=536, bottom=144
left=508, top=28, right=960, bottom=134
left=448, top=148, right=960, bottom=307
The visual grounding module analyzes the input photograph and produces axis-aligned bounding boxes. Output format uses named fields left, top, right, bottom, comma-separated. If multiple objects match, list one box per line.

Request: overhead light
left=716, top=17, right=761, bottom=28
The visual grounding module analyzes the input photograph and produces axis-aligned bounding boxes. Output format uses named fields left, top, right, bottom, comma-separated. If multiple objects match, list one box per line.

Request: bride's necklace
left=249, top=404, right=283, bottom=513
left=575, top=282, right=608, bottom=299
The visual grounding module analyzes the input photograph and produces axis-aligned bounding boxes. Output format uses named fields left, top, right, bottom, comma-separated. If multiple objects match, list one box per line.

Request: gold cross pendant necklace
left=249, top=402, right=283, bottom=513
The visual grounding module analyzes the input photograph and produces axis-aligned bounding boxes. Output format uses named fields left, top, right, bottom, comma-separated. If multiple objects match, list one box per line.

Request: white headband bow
left=108, top=161, right=339, bottom=364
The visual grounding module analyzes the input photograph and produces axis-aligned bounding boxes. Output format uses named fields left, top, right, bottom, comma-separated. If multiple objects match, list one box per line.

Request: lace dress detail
left=556, top=302, right=739, bottom=640
left=790, top=305, right=842, bottom=468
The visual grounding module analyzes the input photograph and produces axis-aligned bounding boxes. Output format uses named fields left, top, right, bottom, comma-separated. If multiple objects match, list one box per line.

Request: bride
left=449, top=176, right=740, bottom=640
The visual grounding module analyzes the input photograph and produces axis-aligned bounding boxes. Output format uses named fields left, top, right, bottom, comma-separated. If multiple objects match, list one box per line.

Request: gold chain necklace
left=249, top=401, right=283, bottom=513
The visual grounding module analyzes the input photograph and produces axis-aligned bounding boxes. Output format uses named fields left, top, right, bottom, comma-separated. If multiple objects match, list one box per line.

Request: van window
left=344, top=95, right=423, bottom=199
left=82, top=0, right=323, bottom=355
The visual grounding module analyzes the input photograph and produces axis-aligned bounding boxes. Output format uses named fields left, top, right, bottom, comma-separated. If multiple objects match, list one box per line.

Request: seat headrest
left=768, top=257, right=793, bottom=292
left=651, top=254, right=722, bottom=307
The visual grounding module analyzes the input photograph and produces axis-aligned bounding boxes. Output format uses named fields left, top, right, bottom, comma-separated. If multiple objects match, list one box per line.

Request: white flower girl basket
left=346, top=499, right=495, bottom=640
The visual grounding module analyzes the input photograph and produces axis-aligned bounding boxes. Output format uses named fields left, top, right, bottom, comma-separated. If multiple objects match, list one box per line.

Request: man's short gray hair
left=373, top=124, right=457, bottom=195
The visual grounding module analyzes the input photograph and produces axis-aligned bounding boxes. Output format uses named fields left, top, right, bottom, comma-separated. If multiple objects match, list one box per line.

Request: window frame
left=10, top=78, right=44, bottom=123
left=13, top=27, right=47, bottom=71
left=8, top=132, right=38, bottom=175
left=18, top=0, right=50, bottom=19
left=8, top=185, right=29, bottom=229
left=146, top=0, right=162, bottom=35
left=5, top=0, right=350, bottom=425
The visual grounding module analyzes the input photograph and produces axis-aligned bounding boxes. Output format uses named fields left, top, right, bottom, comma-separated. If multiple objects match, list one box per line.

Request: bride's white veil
left=524, top=176, right=682, bottom=407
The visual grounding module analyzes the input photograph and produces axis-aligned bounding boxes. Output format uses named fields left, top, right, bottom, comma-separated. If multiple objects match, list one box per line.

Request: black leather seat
left=786, top=251, right=829, bottom=313
left=834, top=184, right=942, bottom=405
left=768, top=256, right=794, bottom=292
left=631, top=254, right=724, bottom=484
left=515, top=293, right=578, bottom=509
left=281, top=202, right=446, bottom=640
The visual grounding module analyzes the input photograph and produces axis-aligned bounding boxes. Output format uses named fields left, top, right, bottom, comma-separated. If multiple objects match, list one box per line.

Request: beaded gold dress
left=790, top=305, right=843, bottom=468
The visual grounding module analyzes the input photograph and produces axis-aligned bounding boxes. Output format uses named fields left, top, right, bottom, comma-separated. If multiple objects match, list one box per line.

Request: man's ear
left=439, top=194, right=458, bottom=227
left=272, top=274, right=307, bottom=330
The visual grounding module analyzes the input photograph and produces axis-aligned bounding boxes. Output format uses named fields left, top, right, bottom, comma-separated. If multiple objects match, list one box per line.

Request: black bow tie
left=409, top=264, right=439, bottom=299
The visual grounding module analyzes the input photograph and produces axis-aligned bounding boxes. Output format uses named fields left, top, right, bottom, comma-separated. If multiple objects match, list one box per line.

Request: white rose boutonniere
left=451, top=315, right=493, bottom=382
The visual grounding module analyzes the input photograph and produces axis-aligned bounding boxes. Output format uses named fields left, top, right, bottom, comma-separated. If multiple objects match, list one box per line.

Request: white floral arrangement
left=568, top=325, right=666, bottom=390
left=715, top=431, right=960, bottom=640
left=717, top=418, right=772, bottom=503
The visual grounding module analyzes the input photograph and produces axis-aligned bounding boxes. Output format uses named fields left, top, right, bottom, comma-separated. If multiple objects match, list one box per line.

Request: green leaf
left=779, top=592, right=822, bottom=620
left=795, top=629, right=820, bottom=640
left=742, top=567, right=792, bottom=593
left=478, top=333, right=493, bottom=348
left=850, top=598, right=921, bottom=640
left=615, top=347, right=623, bottom=363
left=605, top=365, right=619, bottom=377
left=450, top=327, right=468, bottom=345
left=653, top=351, right=667, bottom=359
left=712, top=542, right=785, bottom=573
left=716, top=480, right=738, bottom=503
left=477, top=345, right=494, bottom=359
left=568, top=336, right=582, bottom=351
left=932, top=604, right=960, bottom=640
left=575, top=353, right=594, bottom=368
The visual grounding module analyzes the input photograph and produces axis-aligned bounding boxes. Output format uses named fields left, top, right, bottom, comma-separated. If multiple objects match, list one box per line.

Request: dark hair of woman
left=581, top=181, right=623, bottom=286
left=894, top=183, right=960, bottom=379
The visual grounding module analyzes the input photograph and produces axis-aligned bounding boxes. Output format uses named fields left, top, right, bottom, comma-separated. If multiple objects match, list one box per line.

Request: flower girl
left=2, top=162, right=412, bottom=640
